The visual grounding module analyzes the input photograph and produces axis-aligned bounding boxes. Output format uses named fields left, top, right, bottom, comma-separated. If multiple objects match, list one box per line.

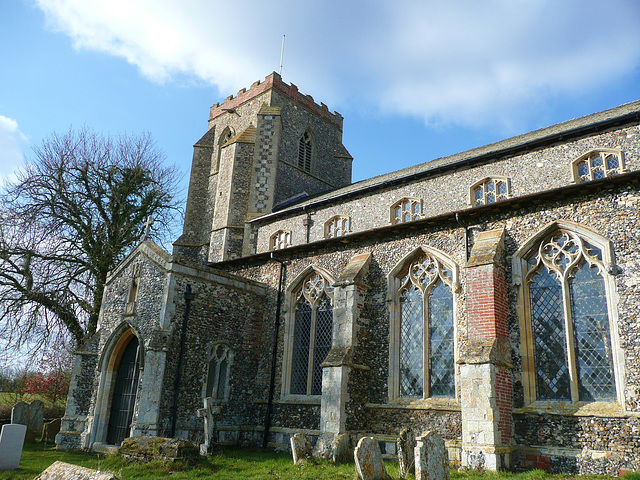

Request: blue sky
left=2, top=0, right=640, bottom=199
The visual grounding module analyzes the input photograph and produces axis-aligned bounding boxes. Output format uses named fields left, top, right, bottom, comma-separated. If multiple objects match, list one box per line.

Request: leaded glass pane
left=217, top=358, right=228, bottom=400
left=592, top=155, right=603, bottom=167
left=487, top=193, right=495, bottom=203
left=577, top=161, right=589, bottom=180
left=400, top=285, right=423, bottom=397
left=593, top=168, right=605, bottom=180
left=429, top=280, right=455, bottom=398
left=570, top=262, right=615, bottom=401
left=487, top=181, right=495, bottom=192
left=312, top=297, right=333, bottom=395
left=606, top=154, right=619, bottom=171
left=530, top=267, right=571, bottom=400
left=290, top=300, right=312, bottom=394
left=497, top=182, right=507, bottom=195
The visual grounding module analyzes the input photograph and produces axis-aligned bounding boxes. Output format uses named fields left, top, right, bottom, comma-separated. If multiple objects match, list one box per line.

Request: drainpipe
left=170, top=284, right=195, bottom=438
left=302, top=208, right=312, bottom=243
left=263, top=254, right=286, bottom=448
left=455, top=213, right=470, bottom=261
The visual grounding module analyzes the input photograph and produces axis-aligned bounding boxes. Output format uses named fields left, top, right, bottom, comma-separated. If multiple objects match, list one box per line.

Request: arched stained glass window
left=470, top=177, right=511, bottom=206
left=391, top=198, right=422, bottom=225
left=288, top=270, right=334, bottom=396
left=516, top=226, right=618, bottom=403
left=571, top=150, right=624, bottom=183
left=390, top=248, right=457, bottom=400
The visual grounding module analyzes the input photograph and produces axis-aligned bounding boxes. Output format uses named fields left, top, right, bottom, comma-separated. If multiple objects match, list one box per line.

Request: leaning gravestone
left=354, top=437, right=390, bottom=480
left=42, top=418, right=62, bottom=444
left=0, top=423, right=27, bottom=471
left=397, top=428, right=416, bottom=478
left=290, top=432, right=312, bottom=464
left=34, top=461, right=117, bottom=480
left=11, top=399, right=44, bottom=443
left=415, top=431, right=449, bottom=480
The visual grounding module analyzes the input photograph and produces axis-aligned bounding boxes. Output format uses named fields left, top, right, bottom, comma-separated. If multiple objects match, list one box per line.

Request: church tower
left=174, top=72, right=353, bottom=262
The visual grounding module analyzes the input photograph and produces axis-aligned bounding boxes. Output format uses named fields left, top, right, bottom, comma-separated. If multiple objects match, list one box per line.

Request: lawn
left=2, top=443, right=638, bottom=480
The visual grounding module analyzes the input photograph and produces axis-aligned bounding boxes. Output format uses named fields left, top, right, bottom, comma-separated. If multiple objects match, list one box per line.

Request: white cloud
left=0, top=116, right=27, bottom=185
left=34, top=0, right=640, bottom=128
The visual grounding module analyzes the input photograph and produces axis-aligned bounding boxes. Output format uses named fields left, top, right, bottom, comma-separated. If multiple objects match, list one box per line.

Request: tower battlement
left=209, top=72, right=344, bottom=129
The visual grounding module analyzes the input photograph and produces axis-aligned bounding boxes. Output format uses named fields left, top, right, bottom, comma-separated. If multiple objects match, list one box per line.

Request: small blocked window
left=270, top=230, right=292, bottom=250
left=391, top=198, right=422, bottom=225
left=470, top=177, right=511, bottom=206
left=298, top=131, right=313, bottom=172
left=324, top=215, right=351, bottom=239
left=214, top=127, right=235, bottom=173
left=571, top=149, right=624, bottom=183
left=204, top=343, right=232, bottom=402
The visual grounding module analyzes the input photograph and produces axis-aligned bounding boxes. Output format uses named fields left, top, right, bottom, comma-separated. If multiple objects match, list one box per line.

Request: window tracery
left=391, top=198, right=422, bottom=225
left=270, top=230, right=291, bottom=250
left=470, top=177, right=510, bottom=206
left=324, top=215, right=351, bottom=238
left=571, top=149, right=624, bottom=183
left=285, top=270, right=334, bottom=396
left=513, top=224, right=620, bottom=404
left=388, top=248, right=458, bottom=401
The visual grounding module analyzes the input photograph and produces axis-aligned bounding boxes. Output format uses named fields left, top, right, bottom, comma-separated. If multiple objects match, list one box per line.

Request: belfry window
left=391, top=198, right=422, bottom=225
left=513, top=223, right=619, bottom=404
left=388, top=248, right=458, bottom=401
left=270, top=230, right=292, bottom=250
left=324, top=215, right=351, bottom=238
left=285, top=269, right=334, bottom=396
left=298, top=131, right=313, bottom=172
left=571, top=149, right=624, bottom=183
left=470, top=177, right=510, bottom=206
left=204, top=343, right=232, bottom=402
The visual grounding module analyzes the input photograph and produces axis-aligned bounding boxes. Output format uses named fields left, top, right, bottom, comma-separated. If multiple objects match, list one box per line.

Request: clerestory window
left=283, top=268, right=335, bottom=397
left=298, top=131, right=313, bottom=172
left=204, top=343, right=232, bottom=402
left=513, top=222, right=620, bottom=404
left=391, top=198, right=422, bottom=225
left=270, top=230, right=292, bottom=250
left=571, top=149, right=624, bottom=183
left=324, top=215, right=351, bottom=239
left=470, top=177, right=511, bottom=206
left=388, top=247, right=458, bottom=401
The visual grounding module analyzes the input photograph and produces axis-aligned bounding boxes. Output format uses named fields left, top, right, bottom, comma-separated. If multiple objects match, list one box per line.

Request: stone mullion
left=561, top=272, right=580, bottom=402
left=307, top=305, right=318, bottom=395
left=422, top=290, right=430, bottom=399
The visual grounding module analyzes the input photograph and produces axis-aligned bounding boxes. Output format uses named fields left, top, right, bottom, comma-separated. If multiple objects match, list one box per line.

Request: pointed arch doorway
left=107, top=334, right=140, bottom=445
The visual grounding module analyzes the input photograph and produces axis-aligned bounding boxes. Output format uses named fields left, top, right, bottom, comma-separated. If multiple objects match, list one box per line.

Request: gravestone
left=0, top=423, right=27, bottom=471
left=354, top=436, right=390, bottom=480
left=11, top=399, right=44, bottom=443
left=290, top=432, right=312, bottom=464
left=34, top=461, right=117, bottom=479
left=415, top=431, right=449, bottom=480
left=397, top=428, right=416, bottom=478
left=331, top=433, right=352, bottom=464
left=42, top=418, right=62, bottom=444
left=196, top=397, right=221, bottom=455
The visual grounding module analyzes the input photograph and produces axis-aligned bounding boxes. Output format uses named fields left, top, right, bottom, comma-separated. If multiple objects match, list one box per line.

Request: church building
left=57, top=72, right=640, bottom=474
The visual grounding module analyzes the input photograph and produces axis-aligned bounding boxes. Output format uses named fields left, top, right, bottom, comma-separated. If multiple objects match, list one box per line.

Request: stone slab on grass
left=34, top=461, right=117, bottom=480
left=119, top=435, right=198, bottom=462
left=0, top=423, right=27, bottom=471
left=354, top=436, right=390, bottom=480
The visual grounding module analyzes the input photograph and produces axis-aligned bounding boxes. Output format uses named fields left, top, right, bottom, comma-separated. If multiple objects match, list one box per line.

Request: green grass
left=0, top=443, right=633, bottom=480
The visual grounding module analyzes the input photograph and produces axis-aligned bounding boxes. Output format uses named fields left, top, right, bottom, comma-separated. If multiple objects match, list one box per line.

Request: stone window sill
left=367, top=398, right=460, bottom=412
left=513, top=400, right=628, bottom=418
left=276, top=395, right=321, bottom=406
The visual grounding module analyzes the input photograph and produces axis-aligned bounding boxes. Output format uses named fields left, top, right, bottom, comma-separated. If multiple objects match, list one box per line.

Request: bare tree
left=0, top=127, right=181, bottom=351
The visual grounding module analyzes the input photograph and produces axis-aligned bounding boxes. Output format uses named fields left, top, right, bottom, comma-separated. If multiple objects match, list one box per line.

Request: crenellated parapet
left=209, top=72, right=344, bottom=129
